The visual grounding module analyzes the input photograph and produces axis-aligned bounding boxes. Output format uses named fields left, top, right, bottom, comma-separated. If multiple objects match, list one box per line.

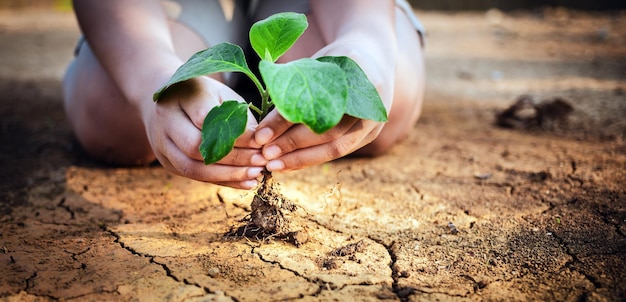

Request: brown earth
left=1, top=7, right=625, bottom=302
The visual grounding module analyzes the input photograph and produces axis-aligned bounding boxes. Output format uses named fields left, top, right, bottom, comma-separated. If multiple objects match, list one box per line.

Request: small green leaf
left=317, top=56, right=388, bottom=122
left=250, top=12, right=308, bottom=62
left=154, top=43, right=254, bottom=101
left=259, top=59, right=347, bottom=134
left=200, top=101, right=248, bottom=165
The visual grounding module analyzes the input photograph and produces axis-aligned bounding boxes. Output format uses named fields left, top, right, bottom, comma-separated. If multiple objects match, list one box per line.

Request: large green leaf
left=249, top=12, right=308, bottom=63
left=153, top=43, right=254, bottom=101
left=317, top=56, right=388, bottom=122
left=200, top=100, right=248, bottom=165
left=259, top=59, right=347, bottom=134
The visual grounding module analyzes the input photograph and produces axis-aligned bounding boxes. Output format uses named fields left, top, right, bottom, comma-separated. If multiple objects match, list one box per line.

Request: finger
left=157, top=148, right=259, bottom=190
left=266, top=121, right=382, bottom=172
left=168, top=115, right=261, bottom=164
left=178, top=77, right=246, bottom=129
left=261, top=116, right=360, bottom=160
left=254, top=109, right=294, bottom=146
left=162, top=135, right=265, bottom=183
left=217, top=147, right=267, bottom=167
left=213, top=180, right=260, bottom=190
left=161, top=78, right=215, bottom=129
left=164, top=106, right=204, bottom=161
left=235, top=125, right=262, bottom=149
left=157, top=147, right=259, bottom=190
left=171, top=103, right=261, bottom=163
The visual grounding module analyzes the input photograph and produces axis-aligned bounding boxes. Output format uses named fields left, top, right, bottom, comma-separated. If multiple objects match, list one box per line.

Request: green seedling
left=153, top=12, right=387, bottom=165
left=153, top=12, right=388, bottom=244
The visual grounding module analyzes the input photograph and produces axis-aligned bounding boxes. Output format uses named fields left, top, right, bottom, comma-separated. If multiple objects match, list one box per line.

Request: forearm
left=73, top=0, right=182, bottom=111
left=311, top=0, right=397, bottom=54
left=310, top=0, right=398, bottom=110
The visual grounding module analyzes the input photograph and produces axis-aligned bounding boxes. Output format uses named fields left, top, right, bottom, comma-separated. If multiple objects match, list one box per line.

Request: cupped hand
left=255, top=111, right=382, bottom=172
left=143, top=76, right=267, bottom=189
left=254, top=35, right=396, bottom=172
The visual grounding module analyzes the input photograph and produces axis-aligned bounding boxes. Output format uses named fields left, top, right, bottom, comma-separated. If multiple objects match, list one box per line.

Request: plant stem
left=243, top=70, right=272, bottom=120
left=249, top=104, right=263, bottom=116
left=259, top=90, right=272, bottom=120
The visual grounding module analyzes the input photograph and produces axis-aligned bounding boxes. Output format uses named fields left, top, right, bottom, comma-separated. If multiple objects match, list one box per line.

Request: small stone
left=207, top=267, right=220, bottom=277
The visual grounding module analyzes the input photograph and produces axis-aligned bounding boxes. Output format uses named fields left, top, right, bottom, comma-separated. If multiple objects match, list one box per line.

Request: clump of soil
left=495, top=95, right=574, bottom=131
left=226, top=171, right=308, bottom=247
left=322, top=240, right=368, bottom=270
left=330, top=239, right=367, bottom=257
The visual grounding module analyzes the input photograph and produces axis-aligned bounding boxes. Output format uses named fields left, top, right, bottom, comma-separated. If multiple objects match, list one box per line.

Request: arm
left=73, top=0, right=266, bottom=189
left=311, top=0, right=398, bottom=109
left=312, top=0, right=397, bottom=52
left=73, top=0, right=181, bottom=111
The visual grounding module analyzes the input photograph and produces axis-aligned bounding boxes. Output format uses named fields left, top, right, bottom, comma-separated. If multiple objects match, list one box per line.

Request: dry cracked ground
left=1, top=7, right=625, bottom=302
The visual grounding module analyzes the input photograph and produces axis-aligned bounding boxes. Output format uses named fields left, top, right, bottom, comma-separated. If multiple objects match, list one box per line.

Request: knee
left=65, top=101, right=156, bottom=166
left=353, top=66, right=425, bottom=157
left=63, top=58, right=155, bottom=166
left=354, top=135, right=396, bottom=157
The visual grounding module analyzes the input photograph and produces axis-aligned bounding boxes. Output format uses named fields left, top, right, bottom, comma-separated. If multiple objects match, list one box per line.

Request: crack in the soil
left=369, top=239, right=444, bottom=301
left=150, top=258, right=214, bottom=296
left=459, top=274, right=483, bottom=293
left=251, top=248, right=338, bottom=300
left=304, top=216, right=412, bottom=300
left=544, top=226, right=603, bottom=294
left=63, top=247, right=91, bottom=260
left=372, top=238, right=478, bottom=301
left=616, top=226, right=625, bottom=238
left=530, top=186, right=625, bottom=296
left=22, top=272, right=62, bottom=301
left=242, top=214, right=381, bottom=299
left=251, top=243, right=372, bottom=299
left=104, top=228, right=231, bottom=300
left=24, top=272, right=37, bottom=291
left=519, top=214, right=603, bottom=296
left=383, top=240, right=409, bottom=301
left=57, top=196, right=75, bottom=220
left=250, top=247, right=323, bottom=285
left=601, top=216, right=626, bottom=239
left=64, top=287, right=122, bottom=301
left=63, top=246, right=91, bottom=270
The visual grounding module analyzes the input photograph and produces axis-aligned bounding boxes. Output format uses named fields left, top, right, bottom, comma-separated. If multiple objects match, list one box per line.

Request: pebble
left=208, top=267, right=220, bottom=277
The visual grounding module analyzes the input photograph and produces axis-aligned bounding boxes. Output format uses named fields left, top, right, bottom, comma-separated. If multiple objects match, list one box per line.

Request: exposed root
left=226, top=171, right=308, bottom=247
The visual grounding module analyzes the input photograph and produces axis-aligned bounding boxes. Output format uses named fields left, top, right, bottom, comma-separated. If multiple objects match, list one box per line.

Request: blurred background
left=408, top=0, right=626, bottom=11
left=0, top=0, right=624, bottom=11
left=0, top=0, right=71, bottom=10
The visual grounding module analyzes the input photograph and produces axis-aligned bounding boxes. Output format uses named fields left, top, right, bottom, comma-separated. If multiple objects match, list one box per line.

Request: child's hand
left=254, top=34, right=396, bottom=172
left=144, top=76, right=267, bottom=189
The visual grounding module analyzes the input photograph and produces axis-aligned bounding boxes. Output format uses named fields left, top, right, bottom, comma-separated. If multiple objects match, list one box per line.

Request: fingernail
left=266, top=160, right=285, bottom=172
left=247, top=167, right=264, bottom=178
left=242, top=179, right=258, bottom=189
left=256, top=128, right=273, bottom=145
left=264, top=145, right=281, bottom=160
left=251, top=153, right=267, bottom=166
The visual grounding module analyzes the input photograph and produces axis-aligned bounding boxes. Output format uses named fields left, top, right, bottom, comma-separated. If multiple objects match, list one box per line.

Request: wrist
left=121, top=53, right=183, bottom=116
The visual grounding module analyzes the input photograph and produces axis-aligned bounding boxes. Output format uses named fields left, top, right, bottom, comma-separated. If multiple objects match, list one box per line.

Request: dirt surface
left=1, top=7, right=625, bottom=302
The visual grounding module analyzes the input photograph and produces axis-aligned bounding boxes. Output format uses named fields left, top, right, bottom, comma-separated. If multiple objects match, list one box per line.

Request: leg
left=62, top=20, right=208, bottom=165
